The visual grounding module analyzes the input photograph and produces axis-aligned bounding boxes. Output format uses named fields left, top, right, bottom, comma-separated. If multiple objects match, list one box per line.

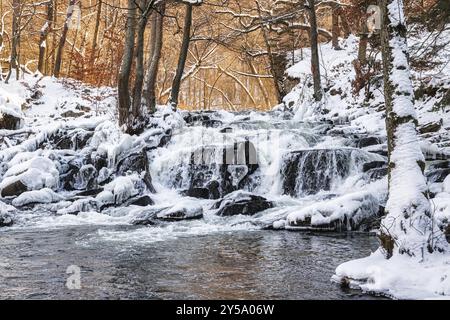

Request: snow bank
left=286, top=187, right=385, bottom=231
left=333, top=249, right=450, bottom=299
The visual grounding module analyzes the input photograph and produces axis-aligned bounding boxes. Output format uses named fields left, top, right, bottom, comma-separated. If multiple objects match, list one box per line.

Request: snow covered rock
left=286, top=191, right=383, bottom=231
left=0, top=101, right=24, bottom=130
left=0, top=201, right=15, bottom=227
left=156, top=203, right=204, bottom=221
left=12, top=188, right=64, bottom=207
left=212, top=191, right=273, bottom=216
left=130, top=203, right=203, bottom=225
left=0, top=157, right=59, bottom=197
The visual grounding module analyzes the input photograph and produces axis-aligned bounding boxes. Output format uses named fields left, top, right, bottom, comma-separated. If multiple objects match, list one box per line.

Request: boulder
left=357, top=136, right=383, bottom=148
left=0, top=112, right=23, bottom=130
left=1, top=179, right=28, bottom=197
left=130, top=204, right=203, bottom=225
left=185, top=140, right=258, bottom=197
left=61, top=110, right=85, bottom=118
left=426, top=168, right=450, bottom=183
left=127, top=195, right=154, bottom=207
left=213, top=191, right=273, bottom=216
left=0, top=213, right=13, bottom=227
left=419, top=120, right=442, bottom=134
left=363, top=161, right=387, bottom=172
left=181, top=187, right=210, bottom=199
left=116, top=149, right=155, bottom=192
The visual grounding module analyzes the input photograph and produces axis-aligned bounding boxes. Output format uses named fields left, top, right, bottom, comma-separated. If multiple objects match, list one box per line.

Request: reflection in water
left=0, top=226, right=381, bottom=299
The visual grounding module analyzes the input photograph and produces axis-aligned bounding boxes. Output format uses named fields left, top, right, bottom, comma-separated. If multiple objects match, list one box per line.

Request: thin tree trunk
left=331, top=6, right=340, bottom=49
left=131, top=0, right=153, bottom=118
left=379, top=0, right=447, bottom=258
left=358, top=17, right=369, bottom=65
left=38, top=0, right=53, bottom=74
left=143, top=2, right=165, bottom=113
left=256, top=1, right=282, bottom=104
left=53, top=0, right=77, bottom=77
left=307, top=0, right=322, bottom=101
left=337, top=7, right=351, bottom=38
left=117, top=0, right=137, bottom=130
left=89, top=0, right=102, bottom=66
left=169, top=3, right=192, bottom=111
left=6, top=0, right=20, bottom=83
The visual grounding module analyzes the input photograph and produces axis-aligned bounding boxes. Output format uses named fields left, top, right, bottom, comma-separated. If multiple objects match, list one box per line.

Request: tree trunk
left=331, top=6, right=340, bottom=49
left=117, top=0, right=137, bottom=130
left=307, top=0, right=322, bottom=101
left=89, top=0, right=102, bottom=67
left=358, top=17, right=369, bottom=65
left=38, top=0, right=53, bottom=74
left=379, top=0, right=447, bottom=258
left=143, top=2, right=165, bottom=113
left=169, top=3, right=192, bottom=111
left=6, top=0, right=20, bottom=83
left=53, top=0, right=77, bottom=77
left=337, top=7, right=351, bottom=38
left=131, top=0, right=153, bottom=118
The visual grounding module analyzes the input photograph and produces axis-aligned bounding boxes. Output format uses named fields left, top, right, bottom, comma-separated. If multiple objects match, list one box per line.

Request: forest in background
left=0, top=0, right=445, bottom=114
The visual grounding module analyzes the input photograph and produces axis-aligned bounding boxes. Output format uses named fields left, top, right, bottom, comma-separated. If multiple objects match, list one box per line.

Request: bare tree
left=38, top=0, right=53, bottom=74
left=169, top=3, right=194, bottom=111
left=117, top=0, right=137, bottom=130
left=143, top=2, right=166, bottom=113
left=306, top=0, right=322, bottom=101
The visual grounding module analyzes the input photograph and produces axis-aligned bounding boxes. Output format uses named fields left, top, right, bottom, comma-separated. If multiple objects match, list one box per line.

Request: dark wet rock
left=428, top=160, right=450, bottom=170
left=116, top=149, right=155, bottom=192
left=219, top=127, right=233, bottom=133
left=91, top=154, right=108, bottom=172
left=0, top=213, right=13, bottom=227
left=127, top=195, right=154, bottom=207
left=366, top=167, right=388, bottom=181
left=281, top=149, right=370, bottom=197
left=363, top=161, right=387, bottom=172
left=168, top=140, right=258, bottom=198
left=76, top=188, right=104, bottom=197
left=144, top=128, right=172, bottom=149
left=0, top=112, right=23, bottom=130
left=426, top=168, right=450, bottom=183
left=369, top=149, right=388, bottom=157
left=181, top=187, right=210, bottom=199
left=52, top=128, right=93, bottom=150
left=357, top=136, right=383, bottom=148
left=419, top=120, right=442, bottom=134
left=213, top=192, right=273, bottom=216
left=202, top=119, right=222, bottom=128
left=72, top=164, right=98, bottom=190
left=206, top=180, right=221, bottom=200
left=1, top=179, right=28, bottom=197
left=61, top=110, right=85, bottom=118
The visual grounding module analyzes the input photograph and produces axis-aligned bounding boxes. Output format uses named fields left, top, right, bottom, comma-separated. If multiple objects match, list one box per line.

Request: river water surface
left=0, top=225, right=381, bottom=299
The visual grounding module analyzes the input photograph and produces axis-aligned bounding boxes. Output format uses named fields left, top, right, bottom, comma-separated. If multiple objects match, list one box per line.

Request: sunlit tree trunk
left=169, top=3, right=192, bottom=111
left=54, top=0, right=78, bottom=77
left=38, top=0, right=53, bottom=74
